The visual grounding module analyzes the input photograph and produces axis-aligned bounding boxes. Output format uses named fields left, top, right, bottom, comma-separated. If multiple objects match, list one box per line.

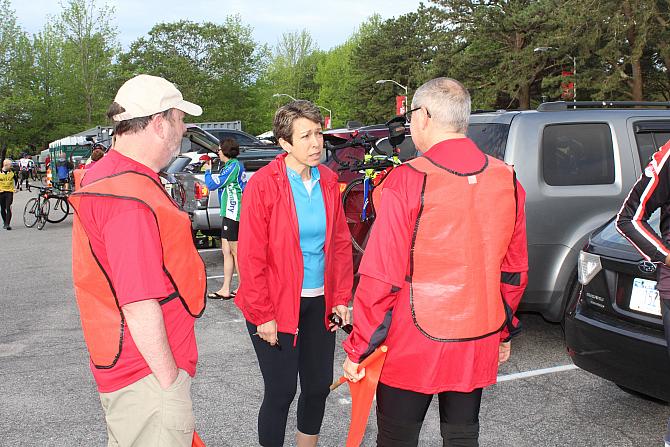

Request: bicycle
left=326, top=116, right=407, bottom=253
left=24, top=184, right=71, bottom=229
left=23, top=185, right=51, bottom=230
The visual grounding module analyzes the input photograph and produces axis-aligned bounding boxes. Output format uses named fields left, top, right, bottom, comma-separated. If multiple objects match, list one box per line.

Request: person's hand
left=343, top=357, right=365, bottom=383
left=256, top=320, right=278, bottom=345
left=203, top=160, right=212, bottom=171
left=498, top=341, right=511, bottom=366
left=330, top=305, right=351, bottom=332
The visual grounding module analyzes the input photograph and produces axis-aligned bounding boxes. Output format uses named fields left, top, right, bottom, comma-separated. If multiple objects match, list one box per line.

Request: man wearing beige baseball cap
left=68, top=74, right=207, bottom=446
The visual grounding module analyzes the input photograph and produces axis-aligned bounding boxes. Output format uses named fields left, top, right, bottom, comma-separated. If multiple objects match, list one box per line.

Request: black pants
left=20, top=171, right=29, bottom=189
left=247, top=296, right=336, bottom=447
left=0, top=191, right=13, bottom=227
left=376, top=382, right=482, bottom=447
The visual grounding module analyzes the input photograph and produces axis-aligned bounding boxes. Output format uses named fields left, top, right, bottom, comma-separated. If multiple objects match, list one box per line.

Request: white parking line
left=207, top=274, right=238, bottom=280
left=497, top=364, right=579, bottom=383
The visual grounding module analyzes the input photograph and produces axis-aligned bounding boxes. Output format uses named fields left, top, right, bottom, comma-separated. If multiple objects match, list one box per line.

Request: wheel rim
left=23, top=198, right=39, bottom=228
left=46, top=197, right=69, bottom=223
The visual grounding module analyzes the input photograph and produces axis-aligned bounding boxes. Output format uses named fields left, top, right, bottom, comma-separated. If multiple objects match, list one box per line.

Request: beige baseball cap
left=112, top=74, right=202, bottom=121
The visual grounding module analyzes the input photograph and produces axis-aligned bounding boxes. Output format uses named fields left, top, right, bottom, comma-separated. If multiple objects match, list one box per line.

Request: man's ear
left=149, top=114, right=166, bottom=139
left=278, top=138, right=292, bottom=153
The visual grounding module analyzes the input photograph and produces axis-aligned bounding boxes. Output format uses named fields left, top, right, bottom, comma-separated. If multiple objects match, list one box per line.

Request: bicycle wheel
left=23, top=198, right=39, bottom=228
left=342, top=178, right=375, bottom=254
left=46, top=197, right=70, bottom=223
left=36, top=199, right=49, bottom=230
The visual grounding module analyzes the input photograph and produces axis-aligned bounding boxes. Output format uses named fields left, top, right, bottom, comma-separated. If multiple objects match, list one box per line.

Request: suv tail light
left=194, top=182, right=209, bottom=200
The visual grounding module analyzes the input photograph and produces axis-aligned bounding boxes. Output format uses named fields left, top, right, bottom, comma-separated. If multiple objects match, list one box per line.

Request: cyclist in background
left=204, top=138, right=246, bottom=300
left=18, top=154, right=33, bottom=191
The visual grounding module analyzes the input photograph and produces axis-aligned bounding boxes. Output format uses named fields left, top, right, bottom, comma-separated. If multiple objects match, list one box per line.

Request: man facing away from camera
left=343, top=77, right=528, bottom=447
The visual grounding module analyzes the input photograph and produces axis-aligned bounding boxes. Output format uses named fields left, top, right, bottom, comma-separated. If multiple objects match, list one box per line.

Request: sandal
left=207, top=291, right=235, bottom=300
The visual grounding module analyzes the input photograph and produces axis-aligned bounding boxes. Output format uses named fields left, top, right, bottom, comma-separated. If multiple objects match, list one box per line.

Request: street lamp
left=533, top=46, right=577, bottom=101
left=375, top=79, right=409, bottom=113
left=272, top=93, right=298, bottom=101
left=314, top=103, right=333, bottom=129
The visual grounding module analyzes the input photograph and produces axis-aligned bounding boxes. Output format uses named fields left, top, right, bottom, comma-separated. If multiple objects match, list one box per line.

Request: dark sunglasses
left=328, top=312, right=353, bottom=334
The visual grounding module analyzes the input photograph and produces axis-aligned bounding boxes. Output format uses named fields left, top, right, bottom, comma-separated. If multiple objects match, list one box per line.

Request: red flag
left=192, top=431, right=205, bottom=447
left=332, top=346, right=388, bottom=447
left=395, top=96, right=406, bottom=115
left=324, top=115, right=332, bottom=129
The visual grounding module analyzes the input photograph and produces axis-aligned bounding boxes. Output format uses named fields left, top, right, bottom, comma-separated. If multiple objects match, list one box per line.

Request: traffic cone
left=332, top=346, right=388, bottom=447
left=46, top=168, right=52, bottom=187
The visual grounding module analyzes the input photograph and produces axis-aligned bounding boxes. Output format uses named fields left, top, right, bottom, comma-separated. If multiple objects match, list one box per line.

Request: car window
left=467, top=123, right=509, bottom=161
left=542, top=123, right=614, bottom=186
left=211, top=130, right=257, bottom=145
left=633, top=121, right=670, bottom=168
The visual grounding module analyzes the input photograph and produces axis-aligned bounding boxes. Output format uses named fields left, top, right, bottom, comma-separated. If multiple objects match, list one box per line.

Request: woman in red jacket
left=235, top=100, right=353, bottom=447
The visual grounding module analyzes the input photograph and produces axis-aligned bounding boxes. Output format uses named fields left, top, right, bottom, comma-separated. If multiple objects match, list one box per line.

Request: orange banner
left=332, top=346, right=388, bottom=447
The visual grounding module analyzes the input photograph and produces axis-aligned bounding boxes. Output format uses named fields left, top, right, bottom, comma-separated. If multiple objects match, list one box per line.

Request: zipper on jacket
left=293, top=328, right=299, bottom=347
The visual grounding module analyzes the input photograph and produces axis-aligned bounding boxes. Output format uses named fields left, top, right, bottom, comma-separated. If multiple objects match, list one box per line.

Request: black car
left=564, top=212, right=670, bottom=402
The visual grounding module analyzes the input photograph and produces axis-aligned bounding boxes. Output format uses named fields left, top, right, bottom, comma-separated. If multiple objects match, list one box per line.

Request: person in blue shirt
left=204, top=138, right=246, bottom=299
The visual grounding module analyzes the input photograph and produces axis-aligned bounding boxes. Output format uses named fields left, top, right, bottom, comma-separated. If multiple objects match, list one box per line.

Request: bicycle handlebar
left=325, top=133, right=387, bottom=167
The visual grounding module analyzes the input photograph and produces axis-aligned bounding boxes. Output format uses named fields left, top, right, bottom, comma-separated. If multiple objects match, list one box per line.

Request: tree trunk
left=518, top=83, right=531, bottom=110
left=631, top=56, right=644, bottom=101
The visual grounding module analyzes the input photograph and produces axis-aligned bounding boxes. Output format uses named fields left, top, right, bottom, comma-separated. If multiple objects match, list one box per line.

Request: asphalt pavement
left=1, top=189, right=668, bottom=446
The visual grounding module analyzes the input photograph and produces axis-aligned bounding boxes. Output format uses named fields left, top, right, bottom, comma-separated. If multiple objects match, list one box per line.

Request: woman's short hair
left=273, top=100, right=322, bottom=145
left=411, top=78, right=471, bottom=133
left=220, top=138, right=240, bottom=158
left=91, top=149, right=105, bottom=162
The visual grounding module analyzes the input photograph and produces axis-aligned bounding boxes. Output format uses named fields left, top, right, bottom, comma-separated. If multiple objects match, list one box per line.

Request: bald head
left=411, top=78, right=471, bottom=133
left=2, top=159, right=11, bottom=170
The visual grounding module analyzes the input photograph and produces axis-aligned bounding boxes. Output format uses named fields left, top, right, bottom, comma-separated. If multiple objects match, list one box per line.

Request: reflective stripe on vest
left=406, top=155, right=516, bottom=341
left=68, top=171, right=206, bottom=368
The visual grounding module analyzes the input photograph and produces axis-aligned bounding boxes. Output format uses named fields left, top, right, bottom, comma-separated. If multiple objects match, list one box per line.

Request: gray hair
left=411, top=78, right=471, bottom=133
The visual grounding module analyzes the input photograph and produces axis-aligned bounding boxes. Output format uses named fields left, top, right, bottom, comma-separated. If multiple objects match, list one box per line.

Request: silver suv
left=467, top=101, right=670, bottom=321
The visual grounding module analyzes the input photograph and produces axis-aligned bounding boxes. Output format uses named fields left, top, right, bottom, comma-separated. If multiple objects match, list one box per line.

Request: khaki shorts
left=99, top=369, right=195, bottom=447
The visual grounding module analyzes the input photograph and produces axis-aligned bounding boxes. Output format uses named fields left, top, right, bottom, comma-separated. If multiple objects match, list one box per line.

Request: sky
left=13, top=0, right=425, bottom=50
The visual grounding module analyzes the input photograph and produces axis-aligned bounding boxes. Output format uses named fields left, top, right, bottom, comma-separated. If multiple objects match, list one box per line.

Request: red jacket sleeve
left=499, top=180, right=529, bottom=341
left=236, top=175, right=274, bottom=324
left=343, top=275, right=399, bottom=363
left=330, top=184, right=354, bottom=307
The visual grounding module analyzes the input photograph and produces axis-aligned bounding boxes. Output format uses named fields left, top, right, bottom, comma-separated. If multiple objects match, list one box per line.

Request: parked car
left=205, top=128, right=272, bottom=147
left=467, top=101, right=670, bottom=321
left=564, top=211, right=670, bottom=402
left=173, top=126, right=283, bottom=234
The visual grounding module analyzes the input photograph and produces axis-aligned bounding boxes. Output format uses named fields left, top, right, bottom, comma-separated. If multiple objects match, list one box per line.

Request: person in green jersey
left=204, top=138, right=247, bottom=299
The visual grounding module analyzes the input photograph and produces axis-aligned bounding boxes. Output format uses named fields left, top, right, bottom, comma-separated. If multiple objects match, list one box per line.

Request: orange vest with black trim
left=406, top=155, right=516, bottom=341
left=68, top=171, right=206, bottom=369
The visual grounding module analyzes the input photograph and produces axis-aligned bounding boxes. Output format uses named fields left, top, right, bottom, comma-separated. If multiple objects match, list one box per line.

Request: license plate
left=629, top=278, right=661, bottom=316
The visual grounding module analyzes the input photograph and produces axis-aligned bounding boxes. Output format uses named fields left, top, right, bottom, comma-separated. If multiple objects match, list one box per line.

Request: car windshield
left=593, top=210, right=661, bottom=250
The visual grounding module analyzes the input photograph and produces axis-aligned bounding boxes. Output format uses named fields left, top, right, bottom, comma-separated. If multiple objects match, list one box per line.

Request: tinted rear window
left=542, top=123, right=614, bottom=186
left=633, top=121, right=670, bottom=168
left=466, top=123, right=509, bottom=160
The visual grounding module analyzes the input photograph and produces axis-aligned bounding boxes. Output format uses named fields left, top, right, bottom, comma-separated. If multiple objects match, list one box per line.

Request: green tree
left=0, top=0, right=36, bottom=160
left=119, top=17, right=269, bottom=132
left=430, top=0, right=589, bottom=109
left=348, top=9, right=440, bottom=123
left=58, top=0, right=119, bottom=125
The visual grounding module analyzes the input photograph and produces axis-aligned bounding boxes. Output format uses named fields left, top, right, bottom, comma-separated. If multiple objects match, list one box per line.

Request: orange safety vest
left=405, top=155, right=516, bottom=341
left=68, top=171, right=206, bottom=368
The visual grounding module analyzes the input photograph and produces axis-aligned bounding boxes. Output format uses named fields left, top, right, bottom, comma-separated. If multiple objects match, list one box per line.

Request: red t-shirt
left=78, top=150, right=197, bottom=393
left=343, top=138, right=528, bottom=394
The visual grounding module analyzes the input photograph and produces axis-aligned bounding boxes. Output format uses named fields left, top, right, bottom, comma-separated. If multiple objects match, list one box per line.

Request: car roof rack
left=537, top=101, right=670, bottom=112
